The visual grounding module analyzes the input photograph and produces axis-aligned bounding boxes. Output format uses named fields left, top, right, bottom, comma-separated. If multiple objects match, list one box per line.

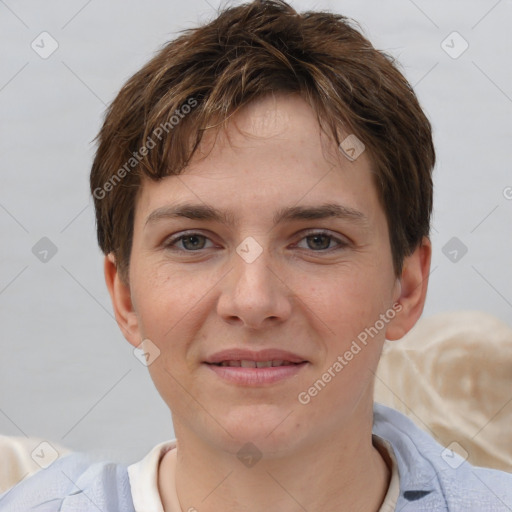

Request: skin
left=105, top=92, right=431, bottom=511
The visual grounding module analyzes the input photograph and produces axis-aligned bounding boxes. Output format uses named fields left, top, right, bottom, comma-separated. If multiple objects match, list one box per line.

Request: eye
left=163, top=230, right=349, bottom=253
left=164, top=232, right=214, bottom=251
left=295, top=230, right=348, bottom=252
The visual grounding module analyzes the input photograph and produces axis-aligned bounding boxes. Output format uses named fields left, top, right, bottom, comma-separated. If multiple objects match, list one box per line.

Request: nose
left=216, top=242, right=292, bottom=330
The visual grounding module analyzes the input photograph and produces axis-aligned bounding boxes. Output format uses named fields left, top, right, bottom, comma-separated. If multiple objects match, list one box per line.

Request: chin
left=211, top=404, right=306, bottom=455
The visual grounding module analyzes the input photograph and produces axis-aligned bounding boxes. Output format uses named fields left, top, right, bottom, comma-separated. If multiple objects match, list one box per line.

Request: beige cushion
left=0, top=435, right=71, bottom=495
left=375, top=310, right=512, bottom=472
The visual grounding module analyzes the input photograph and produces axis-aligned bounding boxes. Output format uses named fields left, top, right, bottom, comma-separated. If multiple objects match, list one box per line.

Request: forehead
left=135, top=93, right=383, bottom=231
left=194, top=93, right=344, bottom=166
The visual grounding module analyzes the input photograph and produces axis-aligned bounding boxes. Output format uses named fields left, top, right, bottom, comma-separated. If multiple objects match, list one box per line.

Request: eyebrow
left=144, top=202, right=370, bottom=229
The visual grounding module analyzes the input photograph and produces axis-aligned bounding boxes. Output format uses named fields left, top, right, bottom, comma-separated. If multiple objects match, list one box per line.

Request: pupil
left=185, top=235, right=203, bottom=249
left=309, top=234, right=329, bottom=250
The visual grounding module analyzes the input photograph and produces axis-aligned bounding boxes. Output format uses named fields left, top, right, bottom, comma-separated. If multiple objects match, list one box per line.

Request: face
left=112, top=93, right=410, bottom=456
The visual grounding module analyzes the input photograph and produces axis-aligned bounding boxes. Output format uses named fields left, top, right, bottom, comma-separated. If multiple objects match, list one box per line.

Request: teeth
left=217, top=360, right=297, bottom=367
left=256, top=361, right=273, bottom=368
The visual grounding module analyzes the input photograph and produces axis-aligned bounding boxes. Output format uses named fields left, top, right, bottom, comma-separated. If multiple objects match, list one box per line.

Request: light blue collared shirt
left=1, top=403, right=511, bottom=511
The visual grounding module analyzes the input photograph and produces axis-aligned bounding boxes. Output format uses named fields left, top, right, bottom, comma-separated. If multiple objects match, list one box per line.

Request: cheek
left=133, top=264, right=215, bottom=377
left=301, top=267, right=386, bottom=339
left=133, top=263, right=197, bottom=337
left=137, top=270, right=201, bottom=408
left=299, top=272, right=391, bottom=406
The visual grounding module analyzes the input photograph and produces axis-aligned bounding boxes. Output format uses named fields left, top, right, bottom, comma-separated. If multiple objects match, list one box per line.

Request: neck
left=159, top=413, right=390, bottom=512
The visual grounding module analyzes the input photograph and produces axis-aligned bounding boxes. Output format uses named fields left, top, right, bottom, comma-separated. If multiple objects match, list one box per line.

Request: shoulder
left=373, top=402, right=512, bottom=511
left=0, top=451, right=136, bottom=512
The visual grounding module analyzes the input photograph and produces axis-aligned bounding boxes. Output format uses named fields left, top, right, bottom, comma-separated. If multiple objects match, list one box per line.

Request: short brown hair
left=90, top=0, right=435, bottom=285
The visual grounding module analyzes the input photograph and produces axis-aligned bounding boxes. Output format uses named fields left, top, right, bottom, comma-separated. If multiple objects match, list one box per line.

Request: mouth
left=203, top=349, right=308, bottom=386
left=210, top=360, right=301, bottom=368
left=205, top=348, right=307, bottom=365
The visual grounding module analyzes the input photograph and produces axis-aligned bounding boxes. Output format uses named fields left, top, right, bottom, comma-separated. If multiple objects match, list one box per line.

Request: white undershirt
left=127, top=435, right=400, bottom=512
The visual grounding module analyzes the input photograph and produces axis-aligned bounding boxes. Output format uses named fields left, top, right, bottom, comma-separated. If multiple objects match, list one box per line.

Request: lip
left=205, top=361, right=308, bottom=386
left=203, top=348, right=308, bottom=386
left=205, top=348, right=307, bottom=365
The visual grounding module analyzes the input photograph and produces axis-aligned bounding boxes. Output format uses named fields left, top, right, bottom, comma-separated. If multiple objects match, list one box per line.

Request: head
left=92, top=0, right=433, bottom=454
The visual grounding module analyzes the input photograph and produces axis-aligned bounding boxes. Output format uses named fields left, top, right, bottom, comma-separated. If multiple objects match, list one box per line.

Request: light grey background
left=1, top=0, right=511, bottom=465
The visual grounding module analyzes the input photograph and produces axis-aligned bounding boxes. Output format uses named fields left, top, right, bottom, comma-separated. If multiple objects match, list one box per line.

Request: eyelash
left=163, top=230, right=349, bottom=254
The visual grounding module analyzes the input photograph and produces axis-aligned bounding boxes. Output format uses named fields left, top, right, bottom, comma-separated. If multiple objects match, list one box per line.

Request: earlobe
left=385, top=237, right=432, bottom=341
left=104, top=253, right=141, bottom=348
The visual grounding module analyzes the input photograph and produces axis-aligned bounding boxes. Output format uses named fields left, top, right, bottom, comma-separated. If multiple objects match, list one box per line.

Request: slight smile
left=204, top=349, right=309, bottom=386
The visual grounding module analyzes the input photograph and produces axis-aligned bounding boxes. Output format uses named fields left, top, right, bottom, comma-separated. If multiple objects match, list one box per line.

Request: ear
left=104, top=253, right=142, bottom=348
left=385, top=236, right=432, bottom=341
